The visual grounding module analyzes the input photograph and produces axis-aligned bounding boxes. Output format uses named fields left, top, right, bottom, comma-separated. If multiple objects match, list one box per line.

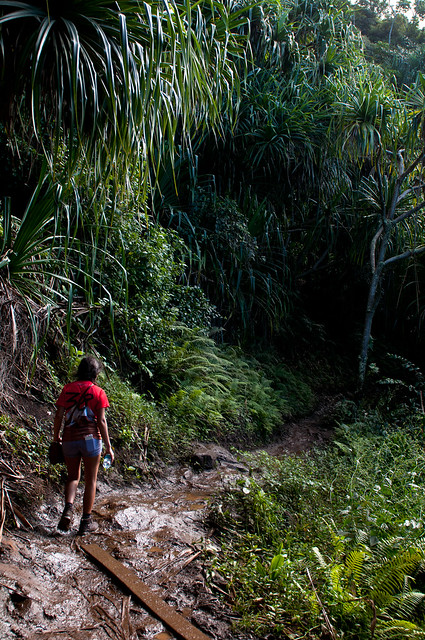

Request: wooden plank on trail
left=81, top=543, right=211, bottom=640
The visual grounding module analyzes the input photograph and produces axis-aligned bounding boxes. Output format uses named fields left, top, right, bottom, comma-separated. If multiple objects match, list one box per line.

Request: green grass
left=207, top=410, right=425, bottom=639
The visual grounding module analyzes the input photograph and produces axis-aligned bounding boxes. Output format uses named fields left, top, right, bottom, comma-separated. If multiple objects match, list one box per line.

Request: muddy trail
left=0, top=404, right=335, bottom=640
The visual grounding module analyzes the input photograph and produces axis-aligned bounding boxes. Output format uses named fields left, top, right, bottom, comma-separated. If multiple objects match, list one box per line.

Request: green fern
left=375, top=619, right=425, bottom=639
left=345, top=547, right=368, bottom=586
left=385, top=591, right=425, bottom=621
left=311, top=532, right=425, bottom=636
left=370, top=548, right=425, bottom=607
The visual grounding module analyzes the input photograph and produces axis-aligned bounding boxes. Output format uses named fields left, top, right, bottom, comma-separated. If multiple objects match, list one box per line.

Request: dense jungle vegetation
left=3, top=0, right=425, bottom=637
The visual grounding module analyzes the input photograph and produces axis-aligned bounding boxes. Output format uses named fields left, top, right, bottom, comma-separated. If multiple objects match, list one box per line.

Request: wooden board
left=81, top=543, right=211, bottom=640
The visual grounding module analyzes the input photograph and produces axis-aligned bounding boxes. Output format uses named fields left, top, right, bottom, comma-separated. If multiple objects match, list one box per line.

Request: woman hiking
left=52, top=355, right=114, bottom=534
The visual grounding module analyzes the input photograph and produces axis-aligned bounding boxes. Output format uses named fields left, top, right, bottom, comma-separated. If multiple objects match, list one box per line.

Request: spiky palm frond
left=0, top=168, right=64, bottom=304
left=335, top=73, right=397, bottom=161
left=0, top=1, right=143, bottom=150
left=404, top=72, right=425, bottom=147
left=251, top=0, right=363, bottom=76
left=0, top=0, right=248, bottom=180
left=0, top=162, right=124, bottom=352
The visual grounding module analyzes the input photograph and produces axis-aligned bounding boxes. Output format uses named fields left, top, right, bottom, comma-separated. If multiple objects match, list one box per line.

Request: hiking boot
left=57, top=504, right=73, bottom=532
left=78, top=515, right=98, bottom=535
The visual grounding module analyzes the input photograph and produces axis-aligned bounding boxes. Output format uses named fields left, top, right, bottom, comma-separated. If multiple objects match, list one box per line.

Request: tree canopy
left=2, top=0, right=425, bottom=391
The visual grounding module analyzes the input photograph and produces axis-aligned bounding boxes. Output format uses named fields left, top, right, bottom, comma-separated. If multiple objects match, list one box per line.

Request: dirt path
left=264, top=397, right=337, bottom=455
left=0, top=404, right=336, bottom=640
left=0, top=463, right=253, bottom=640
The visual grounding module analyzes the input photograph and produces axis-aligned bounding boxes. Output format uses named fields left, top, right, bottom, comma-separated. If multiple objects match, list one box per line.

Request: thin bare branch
left=383, top=245, right=425, bottom=267
left=370, top=226, right=384, bottom=273
left=397, top=150, right=425, bottom=183
left=306, top=568, right=338, bottom=640
left=392, top=200, right=425, bottom=226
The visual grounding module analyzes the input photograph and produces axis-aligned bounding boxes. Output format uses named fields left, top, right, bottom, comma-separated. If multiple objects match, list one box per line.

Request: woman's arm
left=53, top=406, right=65, bottom=442
left=96, top=407, right=114, bottom=462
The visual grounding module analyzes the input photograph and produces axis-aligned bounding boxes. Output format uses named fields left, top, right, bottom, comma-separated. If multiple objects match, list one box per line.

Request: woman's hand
left=104, top=446, right=114, bottom=463
left=53, top=407, right=65, bottom=443
left=97, top=407, right=114, bottom=463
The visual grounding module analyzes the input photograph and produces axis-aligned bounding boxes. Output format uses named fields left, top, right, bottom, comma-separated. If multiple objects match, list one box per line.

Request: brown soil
left=0, top=399, right=336, bottom=640
left=264, top=397, right=338, bottom=456
left=0, top=466, right=258, bottom=640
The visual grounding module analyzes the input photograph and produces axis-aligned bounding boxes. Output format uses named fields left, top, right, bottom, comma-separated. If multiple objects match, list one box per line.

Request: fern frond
left=375, top=618, right=425, bottom=639
left=330, top=564, right=344, bottom=593
left=355, top=530, right=370, bottom=547
left=373, top=537, right=404, bottom=560
left=345, top=548, right=367, bottom=585
left=384, top=591, right=425, bottom=621
left=371, top=548, right=425, bottom=606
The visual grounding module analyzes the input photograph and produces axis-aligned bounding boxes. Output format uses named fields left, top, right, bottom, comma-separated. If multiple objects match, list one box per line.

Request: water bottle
left=103, top=453, right=112, bottom=470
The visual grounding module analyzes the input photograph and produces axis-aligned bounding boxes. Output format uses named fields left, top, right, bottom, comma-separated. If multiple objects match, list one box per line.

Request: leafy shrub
left=161, top=330, right=311, bottom=444
left=73, top=215, right=214, bottom=383
left=208, top=417, right=425, bottom=638
left=101, top=372, right=178, bottom=462
left=0, top=412, right=58, bottom=485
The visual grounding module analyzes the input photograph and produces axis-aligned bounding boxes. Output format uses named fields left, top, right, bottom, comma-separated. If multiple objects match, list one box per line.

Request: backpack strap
left=67, top=383, right=94, bottom=426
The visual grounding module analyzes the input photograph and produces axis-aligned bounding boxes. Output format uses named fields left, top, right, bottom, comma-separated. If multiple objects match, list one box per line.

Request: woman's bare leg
left=64, top=456, right=81, bottom=504
left=82, top=454, right=101, bottom=514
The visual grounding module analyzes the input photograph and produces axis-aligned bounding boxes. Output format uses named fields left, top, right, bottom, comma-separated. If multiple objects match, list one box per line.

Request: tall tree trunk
left=359, top=264, right=384, bottom=386
left=358, top=150, right=425, bottom=388
left=358, top=165, right=400, bottom=387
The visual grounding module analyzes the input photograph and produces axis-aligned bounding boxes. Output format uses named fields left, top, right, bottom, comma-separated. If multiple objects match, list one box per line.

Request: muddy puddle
left=0, top=464, right=250, bottom=640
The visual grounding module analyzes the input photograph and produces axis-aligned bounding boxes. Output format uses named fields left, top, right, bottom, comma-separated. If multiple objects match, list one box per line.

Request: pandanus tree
left=357, top=146, right=425, bottom=385
left=0, top=0, right=248, bottom=383
left=0, top=0, right=248, bottom=183
left=332, top=71, right=425, bottom=386
left=0, top=0, right=248, bottom=261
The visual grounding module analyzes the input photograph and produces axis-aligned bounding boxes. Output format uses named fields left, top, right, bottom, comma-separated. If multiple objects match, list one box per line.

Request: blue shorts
left=62, top=437, right=102, bottom=458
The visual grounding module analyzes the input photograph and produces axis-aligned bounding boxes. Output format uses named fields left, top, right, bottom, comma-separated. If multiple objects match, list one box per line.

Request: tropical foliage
left=0, top=0, right=247, bottom=168
left=208, top=416, right=425, bottom=638
left=4, top=1, right=425, bottom=636
left=0, top=0, right=248, bottom=391
left=2, top=0, right=425, bottom=391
